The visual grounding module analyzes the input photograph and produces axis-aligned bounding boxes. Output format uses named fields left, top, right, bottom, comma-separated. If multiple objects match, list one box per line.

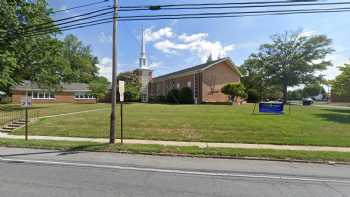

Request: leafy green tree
left=62, top=34, right=99, bottom=83
left=246, top=89, right=259, bottom=103
left=124, top=83, right=140, bottom=102
left=221, top=83, right=247, bottom=104
left=288, top=89, right=303, bottom=100
left=332, top=63, right=350, bottom=96
left=0, top=0, right=63, bottom=90
left=303, top=82, right=326, bottom=98
left=89, top=76, right=109, bottom=100
left=247, top=30, right=333, bottom=103
left=117, top=70, right=141, bottom=102
left=179, top=87, right=194, bottom=104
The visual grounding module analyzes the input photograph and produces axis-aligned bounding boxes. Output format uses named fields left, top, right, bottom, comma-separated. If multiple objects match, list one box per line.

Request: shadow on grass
left=314, top=113, right=350, bottom=124
left=321, top=108, right=350, bottom=114
left=0, top=105, right=48, bottom=112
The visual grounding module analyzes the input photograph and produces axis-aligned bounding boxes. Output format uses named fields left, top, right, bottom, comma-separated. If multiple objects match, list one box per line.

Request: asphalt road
left=0, top=147, right=350, bottom=197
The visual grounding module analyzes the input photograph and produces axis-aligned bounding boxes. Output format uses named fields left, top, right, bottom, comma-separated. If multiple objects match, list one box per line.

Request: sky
left=48, top=0, right=350, bottom=83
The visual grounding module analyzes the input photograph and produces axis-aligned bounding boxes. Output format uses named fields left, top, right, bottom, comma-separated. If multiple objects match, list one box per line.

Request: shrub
left=124, top=83, right=140, bottom=102
left=179, top=87, right=194, bottom=104
left=167, top=89, right=180, bottom=104
left=247, top=89, right=259, bottom=103
left=221, top=83, right=247, bottom=103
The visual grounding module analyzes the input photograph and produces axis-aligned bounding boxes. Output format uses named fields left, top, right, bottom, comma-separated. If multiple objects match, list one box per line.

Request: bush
left=221, top=83, right=247, bottom=103
left=179, top=87, right=194, bottom=104
left=124, top=83, right=140, bottom=102
left=247, top=89, right=259, bottom=103
left=167, top=89, right=180, bottom=104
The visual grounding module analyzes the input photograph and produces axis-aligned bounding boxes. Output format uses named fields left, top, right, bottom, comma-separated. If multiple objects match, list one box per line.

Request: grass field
left=10, top=103, right=350, bottom=147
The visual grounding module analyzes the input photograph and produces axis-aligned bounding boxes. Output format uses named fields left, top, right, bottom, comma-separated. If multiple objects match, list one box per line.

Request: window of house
left=176, top=83, right=180, bottom=89
left=187, top=81, right=191, bottom=88
left=74, top=92, right=95, bottom=99
left=31, top=91, right=55, bottom=99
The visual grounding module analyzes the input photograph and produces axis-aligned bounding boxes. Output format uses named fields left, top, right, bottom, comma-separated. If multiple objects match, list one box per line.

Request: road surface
left=0, top=147, right=349, bottom=197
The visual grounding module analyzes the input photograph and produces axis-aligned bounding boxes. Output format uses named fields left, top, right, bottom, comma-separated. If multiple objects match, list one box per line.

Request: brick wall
left=201, top=62, right=240, bottom=103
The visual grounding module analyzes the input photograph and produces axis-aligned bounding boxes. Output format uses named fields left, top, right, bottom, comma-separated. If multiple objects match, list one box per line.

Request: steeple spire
left=139, top=27, right=148, bottom=69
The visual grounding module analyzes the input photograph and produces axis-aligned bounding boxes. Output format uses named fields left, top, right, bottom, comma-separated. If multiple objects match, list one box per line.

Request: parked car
left=302, top=98, right=314, bottom=106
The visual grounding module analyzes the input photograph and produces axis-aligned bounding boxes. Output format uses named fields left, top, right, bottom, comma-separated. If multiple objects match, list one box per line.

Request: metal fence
left=0, top=110, right=39, bottom=127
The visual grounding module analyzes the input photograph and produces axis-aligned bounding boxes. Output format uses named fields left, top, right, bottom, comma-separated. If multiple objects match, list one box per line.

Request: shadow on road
left=0, top=143, right=109, bottom=157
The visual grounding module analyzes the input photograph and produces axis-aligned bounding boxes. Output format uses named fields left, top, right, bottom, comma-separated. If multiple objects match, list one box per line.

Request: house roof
left=152, top=57, right=241, bottom=81
left=11, top=80, right=91, bottom=92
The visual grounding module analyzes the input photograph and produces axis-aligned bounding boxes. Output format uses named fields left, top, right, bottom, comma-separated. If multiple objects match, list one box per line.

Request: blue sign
left=259, top=102, right=284, bottom=114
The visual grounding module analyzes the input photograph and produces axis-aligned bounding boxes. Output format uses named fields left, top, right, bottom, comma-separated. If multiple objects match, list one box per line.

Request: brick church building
left=148, top=58, right=241, bottom=103
left=136, top=30, right=241, bottom=104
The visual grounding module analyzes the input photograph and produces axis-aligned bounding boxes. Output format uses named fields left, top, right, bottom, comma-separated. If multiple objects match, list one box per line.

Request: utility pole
left=109, top=0, right=118, bottom=144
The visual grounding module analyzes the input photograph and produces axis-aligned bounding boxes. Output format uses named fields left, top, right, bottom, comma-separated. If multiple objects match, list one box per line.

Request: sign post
left=119, top=80, right=125, bottom=144
left=21, top=96, right=32, bottom=141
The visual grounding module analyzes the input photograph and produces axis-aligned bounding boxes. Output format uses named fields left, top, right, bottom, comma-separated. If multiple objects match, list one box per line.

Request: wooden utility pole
left=109, top=0, right=118, bottom=144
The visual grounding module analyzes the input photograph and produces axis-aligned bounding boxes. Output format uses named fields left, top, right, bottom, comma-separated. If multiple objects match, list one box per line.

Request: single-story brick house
left=148, top=57, right=241, bottom=103
left=11, top=80, right=96, bottom=104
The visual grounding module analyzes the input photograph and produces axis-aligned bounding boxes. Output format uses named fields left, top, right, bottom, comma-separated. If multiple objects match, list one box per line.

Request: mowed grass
left=14, top=103, right=350, bottom=147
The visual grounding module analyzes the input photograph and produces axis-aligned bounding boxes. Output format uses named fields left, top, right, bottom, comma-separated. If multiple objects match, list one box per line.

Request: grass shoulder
left=1, top=138, right=350, bottom=163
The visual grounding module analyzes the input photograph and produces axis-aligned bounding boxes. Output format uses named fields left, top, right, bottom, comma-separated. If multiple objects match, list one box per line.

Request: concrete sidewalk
left=1, top=132, right=350, bottom=153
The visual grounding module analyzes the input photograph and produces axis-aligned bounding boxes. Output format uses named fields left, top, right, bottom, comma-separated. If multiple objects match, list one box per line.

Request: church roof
left=152, top=57, right=241, bottom=81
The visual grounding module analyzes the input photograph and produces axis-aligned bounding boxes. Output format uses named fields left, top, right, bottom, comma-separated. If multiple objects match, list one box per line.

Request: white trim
left=74, top=98, right=96, bottom=100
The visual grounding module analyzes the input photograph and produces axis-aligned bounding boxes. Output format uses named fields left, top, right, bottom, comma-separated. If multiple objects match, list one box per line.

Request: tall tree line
left=0, top=0, right=105, bottom=93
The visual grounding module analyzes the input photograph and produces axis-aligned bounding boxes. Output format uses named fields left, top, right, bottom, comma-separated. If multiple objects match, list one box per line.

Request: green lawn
left=12, top=103, right=350, bottom=147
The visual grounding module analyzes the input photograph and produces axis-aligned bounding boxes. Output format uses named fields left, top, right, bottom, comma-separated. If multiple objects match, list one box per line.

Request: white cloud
left=98, top=32, right=112, bottom=44
left=146, top=27, right=234, bottom=62
left=299, top=30, right=316, bottom=37
left=97, top=57, right=113, bottom=81
left=178, top=33, right=208, bottom=43
left=148, top=61, right=162, bottom=69
left=144, top=27, right=174, bottom=42
left=318, top=53, right=349, bottom=80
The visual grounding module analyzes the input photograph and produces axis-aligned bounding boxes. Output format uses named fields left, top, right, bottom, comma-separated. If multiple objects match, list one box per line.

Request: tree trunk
left=283, top=85, right=288, bottom=104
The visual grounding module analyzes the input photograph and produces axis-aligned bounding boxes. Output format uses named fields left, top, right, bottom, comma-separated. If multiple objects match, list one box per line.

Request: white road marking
left=1, top=157, right=349, bottom=184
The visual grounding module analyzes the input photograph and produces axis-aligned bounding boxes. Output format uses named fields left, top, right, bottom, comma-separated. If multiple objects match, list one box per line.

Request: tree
left=89, top=76, right=109, bottom=100
left=246, top=89, right=259, bottom=103
left=179, top=87, right=194, bottom=104
left=303, top=82, right=325, bottom=98
left=332, top=63, right=350, bottom=96
left=62, top=34, right=99, bottom=83
left=0, top=0, right=64, bottom=91
left=221, top=83, right=247, bottom=104
left=247, top=30, right=333, bottom=103
left=124, top=83, right=140, bottom=102
left=117, top=70, right=141, bottom=102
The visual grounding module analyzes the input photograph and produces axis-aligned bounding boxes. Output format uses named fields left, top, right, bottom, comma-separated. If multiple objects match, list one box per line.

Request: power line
left=51, top=0, right=110, bottom=14
left=26, top=7, right=113, bottom=30
left=22, top=7, right=350, bottom=38
left=117, top=1, right=350, bottom=12
left=13, top=1, right=350, bottom=36
left=118, top=0, right=322, bottom=9
left=22, top=5, right=350, bottom=36
left=119, top=6, right=350, bottom=19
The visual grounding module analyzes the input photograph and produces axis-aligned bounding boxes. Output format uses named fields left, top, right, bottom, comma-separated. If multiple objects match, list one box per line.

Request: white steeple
left=139, top=27, right=148, bottom=69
